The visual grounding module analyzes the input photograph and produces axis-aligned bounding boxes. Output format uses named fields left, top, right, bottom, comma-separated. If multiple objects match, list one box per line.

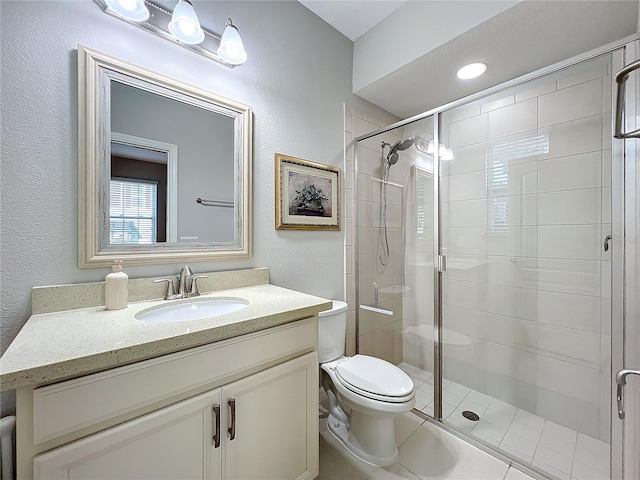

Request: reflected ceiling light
left=168, top=0, right=205, bottom=44
left=457, top=62, right=487, bottom=80
left=217, top=19, right=247, bottom=65
left=94, top=0, right=247, bottom=68
left=416, top=137, right=454, bottom=160
left=415, top=137, right=432, bottom=154
left=441, top=146, right=454, bottom=161
left=104, top=0, right=149, bottom=21
left=426, top=139, right=435, bottom=154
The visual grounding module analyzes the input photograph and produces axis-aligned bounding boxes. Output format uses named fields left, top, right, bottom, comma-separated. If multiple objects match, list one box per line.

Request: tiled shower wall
left=437, top=56, right=612, bottom=442
left=399, top=119, right=436, bottom=371
left=346, top=55, right=613, bottom=444
left=344, top=104, right=404, bottom=364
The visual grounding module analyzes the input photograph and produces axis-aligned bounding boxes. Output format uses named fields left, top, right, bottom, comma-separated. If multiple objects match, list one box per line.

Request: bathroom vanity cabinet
left=15, top=317, right=319, bottom=480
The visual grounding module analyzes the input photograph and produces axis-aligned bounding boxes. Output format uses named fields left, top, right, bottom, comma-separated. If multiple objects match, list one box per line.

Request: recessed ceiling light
left=457, top=63, right=487, bottom=80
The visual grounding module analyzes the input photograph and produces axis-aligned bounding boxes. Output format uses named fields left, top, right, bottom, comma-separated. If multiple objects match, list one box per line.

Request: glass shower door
left=612, top=39, right=640, bottom=480
left=354, top=117, right=437, bottom=414
left=438, top=54, right=614, bottom=479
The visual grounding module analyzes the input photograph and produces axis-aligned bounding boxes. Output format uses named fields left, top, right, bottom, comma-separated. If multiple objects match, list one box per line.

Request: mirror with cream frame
left=78, top=45, right=252, bottom=268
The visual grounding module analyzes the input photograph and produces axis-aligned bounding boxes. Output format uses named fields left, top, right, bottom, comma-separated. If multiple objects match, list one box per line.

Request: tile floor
left=318, top=410, right=536, bottom=480
left=398, top=363, right=611, bottom=480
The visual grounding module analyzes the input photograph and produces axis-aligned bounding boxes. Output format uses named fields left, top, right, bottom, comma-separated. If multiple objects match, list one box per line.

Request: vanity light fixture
left=417, top=137, right=454, bottom=160
left=457, top=62, right=487, bottom=80
left=93, top=0, right=247, bottom=68
left=104, top=0, right=149, bottom=22
left=168, top=0, right=205, bottom=45
left=217, top=19, right=247, bottom=65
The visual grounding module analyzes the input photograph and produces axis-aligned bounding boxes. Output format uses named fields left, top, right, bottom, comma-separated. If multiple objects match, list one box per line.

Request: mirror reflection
left=109, top=81, right=235, bottom=245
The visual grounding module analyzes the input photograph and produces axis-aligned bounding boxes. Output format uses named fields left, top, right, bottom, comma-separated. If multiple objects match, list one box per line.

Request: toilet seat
left=334, top=355, right=414, bottom=403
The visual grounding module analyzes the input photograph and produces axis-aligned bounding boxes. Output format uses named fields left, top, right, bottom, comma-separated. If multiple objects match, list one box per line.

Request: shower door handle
left=616, top=369, right=640, bottom=419
left=437, top=255, right=447, bottom=273
left=614, top=59, right=640, bottom=139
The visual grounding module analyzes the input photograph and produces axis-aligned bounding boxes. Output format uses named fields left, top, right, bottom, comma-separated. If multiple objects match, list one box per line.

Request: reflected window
left=415, top=167, right=431, bottom=238
left=487, top=133, right=549, bottom=232
left=110, top=179, right=157, bottom=244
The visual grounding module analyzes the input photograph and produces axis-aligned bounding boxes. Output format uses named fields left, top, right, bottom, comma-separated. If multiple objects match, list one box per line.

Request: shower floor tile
left=408, top=366, right=611, bottom=480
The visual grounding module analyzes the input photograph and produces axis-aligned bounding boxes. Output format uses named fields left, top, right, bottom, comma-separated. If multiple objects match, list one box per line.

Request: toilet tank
left=318, top=300, right=348, bottom=363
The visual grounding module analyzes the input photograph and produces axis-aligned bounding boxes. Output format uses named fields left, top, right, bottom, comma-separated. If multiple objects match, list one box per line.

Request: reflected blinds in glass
left=110, top=179, right=157, bottom=244
left=487, top=134, right=549, bottom=233
left=416, top=170, right=428, bottom=238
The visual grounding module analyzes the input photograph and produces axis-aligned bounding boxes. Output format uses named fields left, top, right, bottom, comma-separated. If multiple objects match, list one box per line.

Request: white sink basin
left=136, top=298, right=248, bottom=323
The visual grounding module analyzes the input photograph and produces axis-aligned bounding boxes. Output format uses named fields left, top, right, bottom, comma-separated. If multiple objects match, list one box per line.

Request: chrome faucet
left=154, top=266, right=207, bottom=300
left=178, top=265, right=193, bottom=297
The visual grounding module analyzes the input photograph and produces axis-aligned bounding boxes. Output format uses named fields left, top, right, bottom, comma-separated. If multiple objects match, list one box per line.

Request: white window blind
left=416, top=170, right=428, bottom=237
left=487, top=134, right=549, bottom=233
left=110, top=179, right=157, bottom=244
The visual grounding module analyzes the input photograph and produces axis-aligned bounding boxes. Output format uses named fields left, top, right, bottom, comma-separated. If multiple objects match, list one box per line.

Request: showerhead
left=391, top=137, right=415, bottom=153
left=385, top=137, right=414, bottom=165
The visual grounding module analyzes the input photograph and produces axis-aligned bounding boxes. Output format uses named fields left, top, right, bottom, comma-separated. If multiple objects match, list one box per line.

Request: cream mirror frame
left=78, top=45, right=252, bottom=268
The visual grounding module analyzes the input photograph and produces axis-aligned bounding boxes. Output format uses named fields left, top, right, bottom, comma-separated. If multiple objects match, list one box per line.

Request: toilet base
left=325, top=412, right=398, bottom=467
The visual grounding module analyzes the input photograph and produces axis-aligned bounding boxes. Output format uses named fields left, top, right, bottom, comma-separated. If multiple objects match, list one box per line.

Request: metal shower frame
left=352, top=32, right=640, bottom=480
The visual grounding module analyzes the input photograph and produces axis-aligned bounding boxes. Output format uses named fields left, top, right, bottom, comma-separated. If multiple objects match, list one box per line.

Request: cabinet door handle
left=212, top=404, right=221, bottom=448
left=228, top=398, right=236, bottom=441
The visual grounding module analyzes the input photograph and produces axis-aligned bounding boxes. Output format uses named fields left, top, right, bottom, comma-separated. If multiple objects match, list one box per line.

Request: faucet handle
left=154, top=277, right=177, bottom=300
left=189, top=275, right=208, bottom=296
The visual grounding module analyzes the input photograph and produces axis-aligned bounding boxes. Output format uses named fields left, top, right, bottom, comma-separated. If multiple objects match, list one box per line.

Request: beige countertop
left=0, top=284, right=331, bottom=391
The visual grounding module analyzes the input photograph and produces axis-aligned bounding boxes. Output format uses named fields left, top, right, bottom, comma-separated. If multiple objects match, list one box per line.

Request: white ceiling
left=298, top=0, right=639, bottom=119
left=298, top=0, right=407, bottom=41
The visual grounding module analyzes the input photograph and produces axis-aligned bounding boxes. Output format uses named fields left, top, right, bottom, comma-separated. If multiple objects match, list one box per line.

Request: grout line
left=530, top=418, right=544, bottom=468
left=568, top=429, right=579, bottom=480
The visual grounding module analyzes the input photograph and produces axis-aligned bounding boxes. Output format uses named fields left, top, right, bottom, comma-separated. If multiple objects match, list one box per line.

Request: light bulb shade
left=441, top=147, right=455, bottom=161
left=105, top=0, right=149, bottom=21
left=426, top=139, right=435, bottom=154
left=415, top=136, right=430, bottom=154
left=217, top=19, right=247, bottom=65
left=168, top=0, right=205, bottom=44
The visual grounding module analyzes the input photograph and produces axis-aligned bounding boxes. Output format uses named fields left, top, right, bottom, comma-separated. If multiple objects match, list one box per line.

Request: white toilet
left=319, top=301, right=415, bottom=466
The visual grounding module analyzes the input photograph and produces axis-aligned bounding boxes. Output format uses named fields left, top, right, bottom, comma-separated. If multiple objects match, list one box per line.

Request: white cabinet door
left=34, top=389, right=222, bottom=480
left=221, top=352, right=318, bottom=480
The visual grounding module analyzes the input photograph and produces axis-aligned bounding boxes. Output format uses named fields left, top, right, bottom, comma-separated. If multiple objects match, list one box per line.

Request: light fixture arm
left=93, top=0, right=241, bottom=68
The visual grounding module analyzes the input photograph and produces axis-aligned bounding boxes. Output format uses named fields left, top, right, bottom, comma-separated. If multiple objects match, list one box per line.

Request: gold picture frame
left=275, top=154, right=341, bottom=230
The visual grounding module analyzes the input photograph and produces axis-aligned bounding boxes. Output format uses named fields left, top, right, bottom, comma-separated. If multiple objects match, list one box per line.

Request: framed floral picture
left=275, top=154, right=341, bottom=230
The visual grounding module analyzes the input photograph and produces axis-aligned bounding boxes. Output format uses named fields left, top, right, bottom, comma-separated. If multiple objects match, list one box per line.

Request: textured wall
left=0, top=0, right=394, bottom=414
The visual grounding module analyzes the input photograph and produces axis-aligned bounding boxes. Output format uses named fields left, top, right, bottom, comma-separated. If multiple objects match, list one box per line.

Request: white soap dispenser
left=105, top=260, right=128, bottom=310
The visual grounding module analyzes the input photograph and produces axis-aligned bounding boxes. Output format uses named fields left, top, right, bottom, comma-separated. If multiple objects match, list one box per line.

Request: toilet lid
left=335, top=355, right=414, bottom=399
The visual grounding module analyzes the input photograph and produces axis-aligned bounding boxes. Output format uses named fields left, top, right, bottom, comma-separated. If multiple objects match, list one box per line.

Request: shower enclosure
left=351, top=38, right=639, bottom=480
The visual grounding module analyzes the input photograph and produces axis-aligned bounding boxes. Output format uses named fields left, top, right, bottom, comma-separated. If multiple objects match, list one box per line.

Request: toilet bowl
left=319, top=301, right=415, bottom=466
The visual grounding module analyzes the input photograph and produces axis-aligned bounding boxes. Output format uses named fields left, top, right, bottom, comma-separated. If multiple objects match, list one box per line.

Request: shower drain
left=462, top=410, right=480, bottom=421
